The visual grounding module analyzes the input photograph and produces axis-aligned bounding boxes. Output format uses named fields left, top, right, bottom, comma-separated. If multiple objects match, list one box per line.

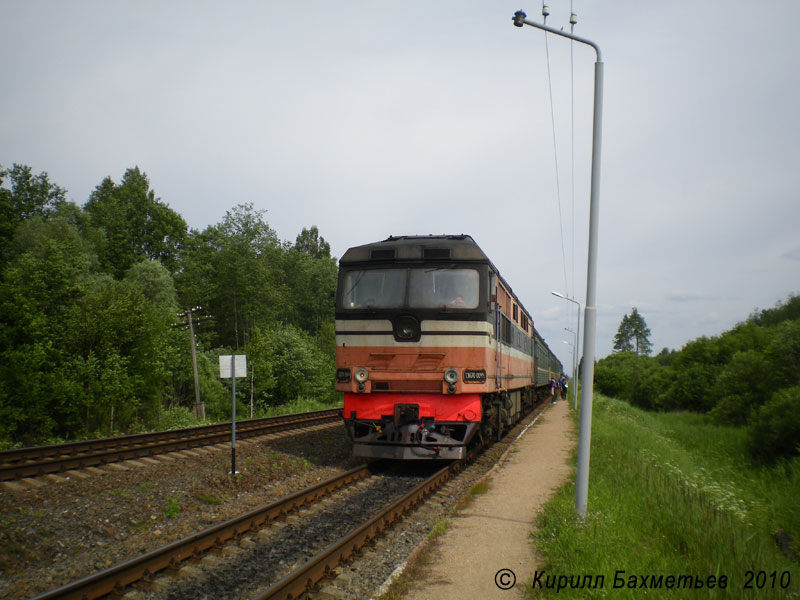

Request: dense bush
left=593, top=354, right=631, bottom=399
left=246, top=324, right=337, bottom=408
left=747, top=385, right=800, bottom=462
left=708, top=350, right=770, bottom=425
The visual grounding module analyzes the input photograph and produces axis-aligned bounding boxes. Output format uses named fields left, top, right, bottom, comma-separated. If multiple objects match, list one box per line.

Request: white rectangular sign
left=219, top=354, right=247, bottom=379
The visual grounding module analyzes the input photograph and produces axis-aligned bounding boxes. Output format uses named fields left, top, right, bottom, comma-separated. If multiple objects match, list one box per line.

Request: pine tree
left=613, top=307, right=653, bottom=355
left=613, top=313, right=634, bottom=352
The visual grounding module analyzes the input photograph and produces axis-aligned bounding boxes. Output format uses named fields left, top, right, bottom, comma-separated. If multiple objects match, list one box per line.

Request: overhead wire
left=542, top=2, right=569, bottom=296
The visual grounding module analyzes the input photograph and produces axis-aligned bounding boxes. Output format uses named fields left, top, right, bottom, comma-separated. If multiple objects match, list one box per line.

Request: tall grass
left=154, top=396, right=341, bottom=431
left=257, top=395, right=342, bottom=417
left=530, top=395, right=800, bottom=599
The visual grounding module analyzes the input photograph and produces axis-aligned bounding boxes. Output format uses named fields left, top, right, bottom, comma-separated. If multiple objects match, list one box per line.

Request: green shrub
left=246, top=324, right=336, bottom=407
left=594, top=353, right=667, bottom=410
left=747, top=385, right=800, bottom=463
left=165, top=494, right=181, bottom=518
left=159, top=405, right=198, bottom=430
left=594, top=359, right=628, bottom=398
left=764, top=319, right=800, bottom=388
left=708, top=350, right=770, bottom=425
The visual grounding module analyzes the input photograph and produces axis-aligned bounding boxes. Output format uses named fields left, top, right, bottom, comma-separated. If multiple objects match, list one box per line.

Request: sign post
left=219, top=354, right=247, bottom=475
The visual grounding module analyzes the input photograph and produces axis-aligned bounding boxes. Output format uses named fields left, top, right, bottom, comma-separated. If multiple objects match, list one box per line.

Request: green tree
left=0, top=164, right=67, bottom=256
left=613, top=307, right=652, bottom=355
left=124, top=259, right=179, bottom=315
left=59, top=275, right=172, bottom=434
left=293, top=225, right=331, bottom=259
left=84, top=167, right=187, bottom=277
left=282, top=245, right=338, bottom=335
left=246, top=324, right=335, bottom=407
left=747, top=385, right=800, bottom=462
left=0, top=213, right=97, bottom=441
left=0, top=207, right=181, bottom=441
left=764, top=319, right=800, bottom=389
left=594, top=352, right=667, bottom=409
left=748, top=294, right=800, bottom=327
left=613, top=314, right=634, bottom=353
left=708, top=350, right=771, bottom=425
left=177, top=203, right=285, bottom=349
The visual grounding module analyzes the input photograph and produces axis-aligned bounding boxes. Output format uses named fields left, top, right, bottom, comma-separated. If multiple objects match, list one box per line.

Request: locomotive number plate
left=463, top=369, right=487, bottom=383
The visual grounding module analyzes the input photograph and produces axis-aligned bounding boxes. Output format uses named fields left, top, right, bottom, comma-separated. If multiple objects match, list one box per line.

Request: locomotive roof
left=339, top=234, right=491, bottom=264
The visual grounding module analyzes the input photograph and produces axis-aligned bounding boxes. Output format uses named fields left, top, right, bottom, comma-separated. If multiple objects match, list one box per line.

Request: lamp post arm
left=513, top=11, right=602, bottom=62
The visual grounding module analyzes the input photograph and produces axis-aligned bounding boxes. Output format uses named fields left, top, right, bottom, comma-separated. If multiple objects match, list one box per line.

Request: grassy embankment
left=530, top=394, right=800, bottom=599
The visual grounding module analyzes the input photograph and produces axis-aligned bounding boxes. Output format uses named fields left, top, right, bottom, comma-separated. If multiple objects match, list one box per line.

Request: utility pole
left=173, top=306, right=209, bottom=420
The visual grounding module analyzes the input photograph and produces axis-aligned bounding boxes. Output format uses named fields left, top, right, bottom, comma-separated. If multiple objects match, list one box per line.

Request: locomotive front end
left=335, top=236, right=493, bottom=459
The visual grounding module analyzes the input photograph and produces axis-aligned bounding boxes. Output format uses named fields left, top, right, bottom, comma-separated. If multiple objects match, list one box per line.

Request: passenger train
left=335, top=235, right=562, bottom=459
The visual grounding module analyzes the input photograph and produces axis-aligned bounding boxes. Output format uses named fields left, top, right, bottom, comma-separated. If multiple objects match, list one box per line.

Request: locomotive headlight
left=354, top=367, right=369, bottom=383
left=443, top=368, right=459, bottom=384
left=393, top=315, right=420, bottom=341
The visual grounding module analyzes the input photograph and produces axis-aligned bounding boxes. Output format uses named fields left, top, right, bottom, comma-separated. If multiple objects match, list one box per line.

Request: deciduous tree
left=84, top=167, right=187, bottom=277
left=0, top=164, right=66, bottom=256
left=293, top=225, right=331, bottom=259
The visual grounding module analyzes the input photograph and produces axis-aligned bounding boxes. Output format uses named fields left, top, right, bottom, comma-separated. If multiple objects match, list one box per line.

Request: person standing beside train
left=550, top=377, right=558, bottom=404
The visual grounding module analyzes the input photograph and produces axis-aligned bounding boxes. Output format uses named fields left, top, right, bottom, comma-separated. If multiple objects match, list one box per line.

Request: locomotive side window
left=341, top=269, right=406, bottom=309
left=408, top=268, right=479, bottom=309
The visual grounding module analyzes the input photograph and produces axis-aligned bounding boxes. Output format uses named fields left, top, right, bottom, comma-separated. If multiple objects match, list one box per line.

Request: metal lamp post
left=561, top=336, right=576, bottom=406
left=552, top=291, right=581, bottom=411
left=564, top=327, right=578, bottom=409
left=515, top=10, right=603, bottom=518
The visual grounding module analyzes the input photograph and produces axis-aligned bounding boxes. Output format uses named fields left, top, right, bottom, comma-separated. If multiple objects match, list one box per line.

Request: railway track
left=28, top=400, right=549, bottom=600
left=28, top=461, right=452, bottom=600
left=255, top=463, right=453, bottom=600
left=0, top=409, right=341, bottom=482
left=28, top=463, right=376, bottom=600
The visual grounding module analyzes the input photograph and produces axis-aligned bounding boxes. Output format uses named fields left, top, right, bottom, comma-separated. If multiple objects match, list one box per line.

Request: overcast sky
left=2, top=1, right=799, bottom=367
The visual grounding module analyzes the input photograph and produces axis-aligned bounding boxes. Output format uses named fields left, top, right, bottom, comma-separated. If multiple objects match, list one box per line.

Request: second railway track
left=0, top=409, right=341, bottom=482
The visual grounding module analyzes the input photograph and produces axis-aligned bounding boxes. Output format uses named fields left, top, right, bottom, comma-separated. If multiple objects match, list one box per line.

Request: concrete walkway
left=402, top=399, right=575, bottom=599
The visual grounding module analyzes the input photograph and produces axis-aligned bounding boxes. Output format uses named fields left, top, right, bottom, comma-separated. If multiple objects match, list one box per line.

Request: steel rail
left=28, top=463, right=373, bottom=600
left=0, top=409, right=341, bottom=481
left=255, top=462, right=456, bottom=600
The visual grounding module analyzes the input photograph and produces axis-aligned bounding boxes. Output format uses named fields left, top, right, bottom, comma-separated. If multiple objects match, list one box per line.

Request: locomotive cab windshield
left=341, top=267, right=481, bottom=311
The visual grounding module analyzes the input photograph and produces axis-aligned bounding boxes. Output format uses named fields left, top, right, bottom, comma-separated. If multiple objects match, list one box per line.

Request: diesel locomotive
left=335, top=235, right=562, bottom=459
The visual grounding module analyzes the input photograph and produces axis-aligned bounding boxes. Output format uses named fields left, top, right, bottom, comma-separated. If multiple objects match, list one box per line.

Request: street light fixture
left=517, top=10, right=604, bottom=518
